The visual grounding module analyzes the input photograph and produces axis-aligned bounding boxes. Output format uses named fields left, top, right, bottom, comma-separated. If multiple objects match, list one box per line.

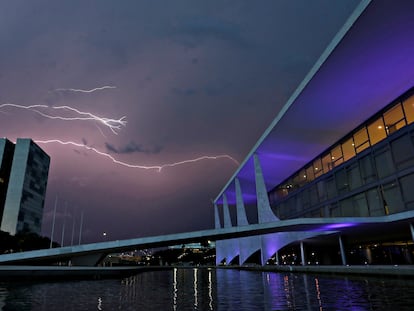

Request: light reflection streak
left=194, top=268, right=198, bottom=309
left=315, top=277, right=323, bottom=310
left=35, top=139, right=239, bottom=171
left=97, top=297, right=102, bottom=311
left=173, top=268, right=177, bottom=311
left=208, top=269, right=213, bottom=311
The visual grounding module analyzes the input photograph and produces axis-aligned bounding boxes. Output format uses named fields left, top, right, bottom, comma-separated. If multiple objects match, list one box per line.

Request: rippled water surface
left=1, top=268, right=414, bottom=310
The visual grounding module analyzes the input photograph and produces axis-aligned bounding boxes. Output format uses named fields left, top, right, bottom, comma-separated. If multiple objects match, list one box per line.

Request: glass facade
left=0, top=139, right=50, bottom=235
left=269, top=88, right=414, bottom=220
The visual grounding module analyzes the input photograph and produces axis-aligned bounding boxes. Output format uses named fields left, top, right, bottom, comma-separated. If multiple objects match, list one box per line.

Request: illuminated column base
left=300, top=241, right=306, bottom=266
left=339, top=235, right=347, bottom=265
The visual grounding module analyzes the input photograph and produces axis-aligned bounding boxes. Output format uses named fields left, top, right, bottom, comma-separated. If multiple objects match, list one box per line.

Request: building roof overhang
left=215, top=0, right=414, bottom=204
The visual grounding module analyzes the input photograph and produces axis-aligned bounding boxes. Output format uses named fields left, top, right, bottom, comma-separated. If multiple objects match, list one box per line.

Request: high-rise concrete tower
left=0, top=138, right=15, bottom=224
left=0, top=138, right=50, bottom=235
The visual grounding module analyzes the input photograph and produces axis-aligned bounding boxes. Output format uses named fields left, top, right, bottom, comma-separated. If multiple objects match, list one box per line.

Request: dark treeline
left=0, top=230, right=59, bottom=254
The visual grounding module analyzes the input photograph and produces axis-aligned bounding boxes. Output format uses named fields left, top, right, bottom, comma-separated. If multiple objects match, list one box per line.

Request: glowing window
left=313, top=158, right=323, bottom=177
left=367, top=118, right=386, bottom=145
left=342, top=137, right=356, bottom=162
left=331, top=145, right=343, bottom=167
left=383, top=103, right=406, bottom=134
left=322, top=154, right=332, bottom=172
left=403, top=94, right=414, bottom=124
left=306, top=165, right=314, bottom=182
left=353, top=127, right=370, bottom=153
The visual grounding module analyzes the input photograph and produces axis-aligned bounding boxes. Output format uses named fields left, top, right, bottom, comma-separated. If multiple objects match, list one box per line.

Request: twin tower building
left=0, top=138, right=50, bottom=235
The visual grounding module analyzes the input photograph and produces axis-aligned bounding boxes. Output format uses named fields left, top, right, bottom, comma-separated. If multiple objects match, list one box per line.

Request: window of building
left=399, top=173, right=414, bottom=210
left=313, top=158, right=323, bottom=177
left=354, top=127, right=370, bottom=153
left=367, top=117, right=387, bottom=145
left=391, top=134, right=414, bottom=169
left=298, top=169, right=307, bottom=186
left=403, top=94, right=414, bottom=124
left=374, top=148, right=394, bottom=179
left=342, top=137, right=356, bottom=161
left=383, top=103, right=406, bottom=135
left=335, top=169, right=348, bottom=194
left=326, top=176, right=336, bottom=199
left=316, top=180, right=326, bottom=201
left=305, top=165, right=315, bottom=182
left=366, top=188, right=383, bottom=216
left=278, top=202, right=288, bottom=219
left=359, top=155, right=376, bottom=184
left=329, top=203, right=340, bottom=217
left=287, top=196, right=297, bottom=216
left=322, top=153, right=333, bottom=173
left=268, top=88, right=414, bottom=204
left=353, top=193, right=369, bottom=217
left=331, top=145, right=343, bottom=167
left=292, top=173, right=301, bottom=189
left=300, top=189, right=311, bottom=209
left=309, top=184, right=319, bottom=205
left=339, top=197, right=353, bottom=216
left=382, top=182, right=404, bottom=214
left=346, top=162, right=362, bottom=190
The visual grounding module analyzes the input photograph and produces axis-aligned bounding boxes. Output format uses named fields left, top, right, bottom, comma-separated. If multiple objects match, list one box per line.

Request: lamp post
left=50, top=196, right=58, bottom=248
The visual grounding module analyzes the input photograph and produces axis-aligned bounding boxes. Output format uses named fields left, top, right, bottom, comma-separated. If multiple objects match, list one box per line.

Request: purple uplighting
left=319, top=223, right=356, bottom=231
left=216, top=1, right=414, bottom=205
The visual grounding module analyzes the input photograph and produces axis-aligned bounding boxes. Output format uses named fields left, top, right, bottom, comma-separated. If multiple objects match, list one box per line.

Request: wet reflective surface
left=1, top=268, right=414, bottom=310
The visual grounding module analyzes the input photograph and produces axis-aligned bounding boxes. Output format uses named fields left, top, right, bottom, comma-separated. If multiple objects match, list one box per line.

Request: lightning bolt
left=0, top=103, right=126, bottom=135
left=35, top=139, right=240, bottom=172
left=53, top=86, right=116, bottom=93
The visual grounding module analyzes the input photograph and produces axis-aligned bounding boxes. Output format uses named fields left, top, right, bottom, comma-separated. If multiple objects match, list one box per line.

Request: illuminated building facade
left=269, top=91, right=414, bottom=220
left=0, top=138, right=50, bottom=235
left=214, top=1, right=414, bottom=266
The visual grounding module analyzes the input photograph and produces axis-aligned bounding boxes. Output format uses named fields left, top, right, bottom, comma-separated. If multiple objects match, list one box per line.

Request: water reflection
left=0, top=287, right=7, bottom=310
left=1, top=269, right=414, bottom=310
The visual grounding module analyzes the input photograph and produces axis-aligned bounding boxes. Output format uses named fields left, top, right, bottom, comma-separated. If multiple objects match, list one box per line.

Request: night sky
left=0, top=0, right=360, bottom=244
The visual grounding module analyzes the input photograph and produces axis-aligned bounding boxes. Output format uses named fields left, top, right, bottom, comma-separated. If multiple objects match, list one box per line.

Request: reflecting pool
left=1, top=268, right=414, bottom=310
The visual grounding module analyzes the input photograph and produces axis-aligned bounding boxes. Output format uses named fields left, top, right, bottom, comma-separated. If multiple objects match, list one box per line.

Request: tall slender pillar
left=410, top=223, right=414, bottom=242
left=300, top=241, right=306, bottom=266
left=339, top=235, right=347, bottom=265
left=214, top=203, right=221, bottom=229
left=275, top=251, right=279, bottom=265
left=222, top=194, right=232, bottom=228
left=235, top=178, right=249, bottom=226
left=253, top=154, right=279, bottom=223
left=235, top=178, right=261, bottom=265
left=254, top=154, right=280, bottom=266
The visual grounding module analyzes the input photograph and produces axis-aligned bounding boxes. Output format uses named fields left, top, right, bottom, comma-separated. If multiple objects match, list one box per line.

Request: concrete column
left=339, top=235, right=347, bottom=265
left=214, top=203, right=221, bottom=229
left=235, top=178, right=249, bottom=226
left=253, top=154, right=279, bottom=223
left=300, top=241, right=306, bottom=266
left=275, top=251, right=280, bottom=265
left=410, top=223, right=414, bottom=242
left=222, top=194, right=232, bottom=228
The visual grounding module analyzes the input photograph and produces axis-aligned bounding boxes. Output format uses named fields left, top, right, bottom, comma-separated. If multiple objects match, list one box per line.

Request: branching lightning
left=0, top=103, right=126, bottom=134
left=53, top=86, right=117, bottom=93
left=1, top=96, right=240, bottom=172
left=35, top=139, right=240, bottom=171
